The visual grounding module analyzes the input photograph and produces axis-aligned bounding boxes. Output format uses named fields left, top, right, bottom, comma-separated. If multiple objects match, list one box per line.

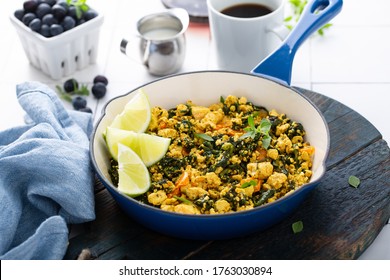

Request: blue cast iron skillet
left=91, top=0, right=343, bottom=240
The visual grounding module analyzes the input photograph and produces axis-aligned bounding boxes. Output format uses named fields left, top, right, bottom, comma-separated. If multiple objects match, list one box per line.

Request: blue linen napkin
left=0, top=81, right=95, bottom=259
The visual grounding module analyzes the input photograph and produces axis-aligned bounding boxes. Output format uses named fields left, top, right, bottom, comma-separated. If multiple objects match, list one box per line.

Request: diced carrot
left=254, top=180, right=263, bottom=193
left=224, top=128, right=240, bottom=136
left=169, top=187, right=181, bottom=198
left=256, top=148, right=267, bottom=161
left=176, top=171, right=189, bottom=187
left=159, top=122, right=167, bottom=129
left=215, top=117, right=232, bottom=130
left=181, top=147, right=190, bottom=156
left=168, top=171, right=190, bottom=198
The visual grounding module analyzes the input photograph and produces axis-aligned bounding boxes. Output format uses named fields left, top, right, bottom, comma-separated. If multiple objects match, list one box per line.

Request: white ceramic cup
left=207, top=0, right=289, bottom=72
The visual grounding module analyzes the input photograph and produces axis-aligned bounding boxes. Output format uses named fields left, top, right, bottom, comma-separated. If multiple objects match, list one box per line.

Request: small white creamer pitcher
left=120, top=8, right=189, bottom=76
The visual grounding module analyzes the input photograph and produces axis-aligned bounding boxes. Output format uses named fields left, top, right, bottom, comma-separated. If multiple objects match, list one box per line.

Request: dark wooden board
left=64, top=88, right=390, bottom=260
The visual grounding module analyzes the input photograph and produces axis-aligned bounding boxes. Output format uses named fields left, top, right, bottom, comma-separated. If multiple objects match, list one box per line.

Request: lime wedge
left=105, top=127, right=171, bottom=166
left=134, top=132, right=171, bottom=166
left=117, top=143, right=150, bottom=197
left=105, top=127, right=137, bottom=160
left=110, top=89, right=151, bottom=133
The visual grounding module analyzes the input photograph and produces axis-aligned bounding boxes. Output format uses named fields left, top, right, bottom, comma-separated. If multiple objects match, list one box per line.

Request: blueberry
left=61, top=16, right=76, bottom=31
left=14, top=9, right=25, bottom=21
left=40, top=24, right=51, bottom=37
left=57, top=1, right=69, bottom=9
left=29, top=18, right=41, bottom=32
left=79, top=107, right=93, bottom=113
left=77, top=18, right=86, bottom=26
left=52, top=4, right=67, bottom=21
left=64, top=78, right=79, bottom=93
left=35, top=3, right=51, bottom=19
left=22, top=13, right=36, bottom=26
left=84, top=9, right=98, bottom=21
left=92, top=82, right=106, bottom=99
left=43, top=0, right=57, bottom=6
left=50, top=24, right=64, bottom=36
left=42, top=13, right=58, bottom=26
left=72, top=96, right=87, bottom=110
left=23, top=0, right=39, bottom=13
left=67, top=6, right=77, bottom=19
left=93, top=75, right=108, bottom=86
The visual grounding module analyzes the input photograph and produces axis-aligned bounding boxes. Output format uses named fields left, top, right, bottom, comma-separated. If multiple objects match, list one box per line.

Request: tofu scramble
left=109, top=95, right=315, bottom=215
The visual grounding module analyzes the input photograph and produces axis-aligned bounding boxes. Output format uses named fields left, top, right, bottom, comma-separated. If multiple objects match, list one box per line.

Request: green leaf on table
left=348, top=175, right=361, bottom=188
left=292, top=220, right=304, bottom=234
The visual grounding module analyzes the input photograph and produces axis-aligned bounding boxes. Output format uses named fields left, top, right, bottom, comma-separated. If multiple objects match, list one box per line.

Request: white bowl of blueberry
left=10, top=0, right=104, bottom=80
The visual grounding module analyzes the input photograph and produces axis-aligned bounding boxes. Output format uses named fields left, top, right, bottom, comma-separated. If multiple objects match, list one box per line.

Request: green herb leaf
left=285, top=0, right=332, bottom=36
left=239, top=130, right=255, bottom=140
left=240, top=116, right=272, bottom=149
left=262, top=134, right=271, bottom=150
left=259, top=118, right=271, bottom=134
left=248, top=115, right=256, bottom=130
left=292, top=220, right=304, bottom=233
left=81, top=3, right=89, bottom=12
left=195, top=133, right=214, bottom=142
left=56, top=85, right=72, bottom=102
left=253, top=189, right=275, bottom=206
left=56, top=85, right=65, bottom=95
left=174, top=195, right=192, bottom=205
left=75, top=8, right=82, bottom=19
left=348, top=175, right=360, bottom=188
left=68, top=0, right=90, bottom=19
left=77, top=84, right=90, bottom=96
left=240, top=180, right=257, bottom=188
left=56, top=82, right=90, bottom=103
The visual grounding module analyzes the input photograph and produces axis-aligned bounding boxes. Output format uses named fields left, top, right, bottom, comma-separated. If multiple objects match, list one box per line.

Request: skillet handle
left=251, top=0, right=343, bottom=85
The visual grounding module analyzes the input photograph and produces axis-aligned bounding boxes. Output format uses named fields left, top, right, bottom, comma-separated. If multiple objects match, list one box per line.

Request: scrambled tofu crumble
left=109, top=95, right=315, bottom=215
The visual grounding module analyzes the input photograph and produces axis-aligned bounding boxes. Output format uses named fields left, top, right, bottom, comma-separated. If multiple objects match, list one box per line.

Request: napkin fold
left=0, top=82, right=95, bottom=259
